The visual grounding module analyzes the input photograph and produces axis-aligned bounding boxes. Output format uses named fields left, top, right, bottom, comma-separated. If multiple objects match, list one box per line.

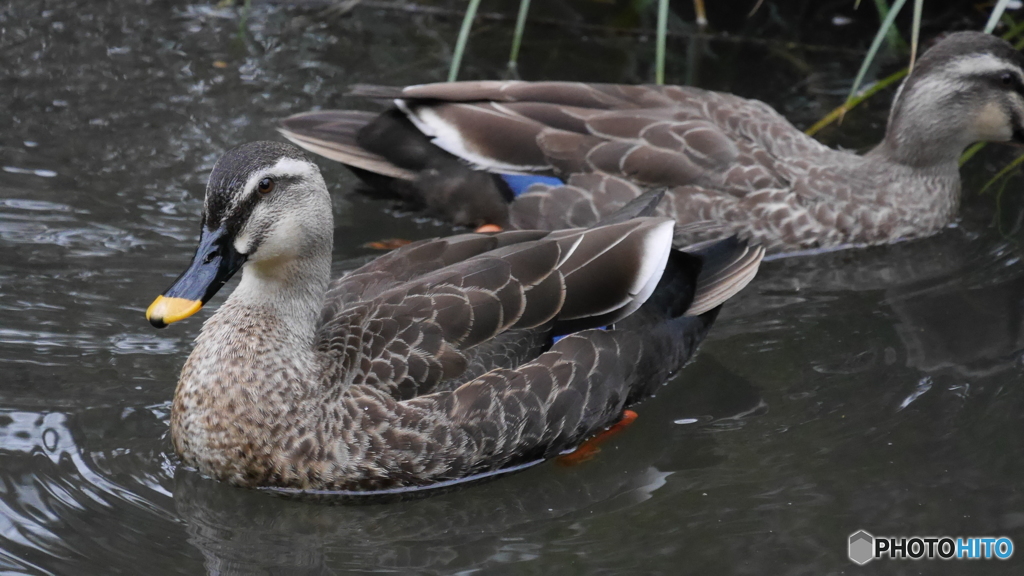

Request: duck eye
left=1001, top=73, right=1016, bottom=87
left=257, top=177, right=275, bottom=194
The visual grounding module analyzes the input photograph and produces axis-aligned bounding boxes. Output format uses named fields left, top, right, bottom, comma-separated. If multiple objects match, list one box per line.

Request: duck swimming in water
left=146, top=141, right=763, bottom=492
left=279, top=31, right=1024, bottom=254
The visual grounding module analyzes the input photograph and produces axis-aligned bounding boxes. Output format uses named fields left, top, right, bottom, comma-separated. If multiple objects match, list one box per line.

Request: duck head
left=882, top=31, right=1024, bottom=166
left=147, top=141, right=331, bottom=328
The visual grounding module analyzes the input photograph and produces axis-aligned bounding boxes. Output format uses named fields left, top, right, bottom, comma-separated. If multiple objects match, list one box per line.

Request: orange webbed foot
left=362, top=238, right=414, bottom=250
left=556, top=410, right=638, bottom=466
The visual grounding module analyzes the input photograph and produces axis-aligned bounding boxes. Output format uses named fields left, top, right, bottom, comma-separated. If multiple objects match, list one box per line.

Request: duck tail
left=684, top=235, right=765, bottom=316
left=348, top=84, right=406, bottom=100
left=278, top=110, right=416, bottom=181
left=597, top=235, right=762, bottom=406
left=612, top=232, right=760, bottom=323
left=280, top=108, right=516, bottom=228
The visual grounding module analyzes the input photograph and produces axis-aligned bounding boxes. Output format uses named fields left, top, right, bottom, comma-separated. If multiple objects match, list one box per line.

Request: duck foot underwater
left=556, top=409, right=639, bottom=466
left=280, top=31, right=1024, bottom=255
left=145, top=142, right=763, bottom=493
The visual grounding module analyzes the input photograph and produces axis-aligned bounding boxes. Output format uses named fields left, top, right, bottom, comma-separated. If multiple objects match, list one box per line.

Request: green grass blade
left=1003, top=18, right=1024, bottom=43
left=872, top=0, right=907, bottom=51
left=985, top=0, right=1013, bottom=33
left=449, top=0, right=483, bottom=82
left=507, top=0, right=532, bottom=74
left=235, top=0, right=252, bottom=40
left=806, top=67, right=908, bottom=136
left=655, top=0, right=668, bottom=85
left=908, top=0, right=921, bottom=71
left=960, top=142, right=987, bottom=166
left=979, top=152, right=1024, bottom=194
left=846, top=0, right=907, bottom=108
left=694, top=0, right=707, bottom=27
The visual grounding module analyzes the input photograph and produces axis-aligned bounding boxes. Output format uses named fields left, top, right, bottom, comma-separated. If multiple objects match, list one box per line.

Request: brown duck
left=145, top=141, right=763, bottom=492
left=279, top=31, right=1024, bottom=254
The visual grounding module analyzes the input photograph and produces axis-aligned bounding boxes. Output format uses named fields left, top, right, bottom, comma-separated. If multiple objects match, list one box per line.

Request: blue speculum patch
left=552, top=325, right=609, bottom=344
left=499, top=173, right=564, bottom=197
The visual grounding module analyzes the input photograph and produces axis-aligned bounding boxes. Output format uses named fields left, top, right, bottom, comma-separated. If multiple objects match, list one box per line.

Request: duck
left=279, top=31, right=1024, bottom=255
left=145, top=141, right=764, bottom=492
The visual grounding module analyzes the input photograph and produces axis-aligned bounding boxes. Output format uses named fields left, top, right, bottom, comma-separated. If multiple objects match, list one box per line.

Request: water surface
left=1, top=1, right=1023, bottom=574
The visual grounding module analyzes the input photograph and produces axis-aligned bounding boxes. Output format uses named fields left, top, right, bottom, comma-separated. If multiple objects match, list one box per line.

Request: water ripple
left=2, top=167, right=57, bottom=178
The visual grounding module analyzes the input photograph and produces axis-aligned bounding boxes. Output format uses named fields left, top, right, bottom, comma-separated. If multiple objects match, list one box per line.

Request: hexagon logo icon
left=849, top=530, right=874, bottom=565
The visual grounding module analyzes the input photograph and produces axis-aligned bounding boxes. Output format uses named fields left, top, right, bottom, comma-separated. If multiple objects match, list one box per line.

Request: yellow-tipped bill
left=146, top=225, right=246, bottom=329
left=147, top=296, right=203, bottom=328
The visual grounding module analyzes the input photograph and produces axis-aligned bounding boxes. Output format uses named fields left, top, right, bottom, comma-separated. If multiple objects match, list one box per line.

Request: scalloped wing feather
left=315, top=218, right=678, bottom=402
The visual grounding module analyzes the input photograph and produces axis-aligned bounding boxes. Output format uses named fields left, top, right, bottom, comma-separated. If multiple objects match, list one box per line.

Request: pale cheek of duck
left=236, top=188, right=333, bottom=255
left=234, top=213, right=306, bottom=265
left=970, top=100, right=1016, bottom=143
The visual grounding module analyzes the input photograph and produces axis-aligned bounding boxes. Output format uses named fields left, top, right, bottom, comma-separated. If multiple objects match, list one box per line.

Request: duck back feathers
left=281, top=32, right=1024, bottom=253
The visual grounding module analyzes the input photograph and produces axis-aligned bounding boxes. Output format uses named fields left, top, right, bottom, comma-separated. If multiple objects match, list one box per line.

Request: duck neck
left=220, top=254, right=331, bottom=351
left=863, top=132, right=963, bottom=237
left=871, top=80, right=975, bottom=169
left=870, top=123, right=969, bottom=169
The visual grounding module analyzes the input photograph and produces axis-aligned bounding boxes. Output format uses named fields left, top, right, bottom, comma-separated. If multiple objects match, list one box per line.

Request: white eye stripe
left=901, top=54, right=1024, bottom=118
left=268, top=157, right=320, bottom=181
left=943, top=54, right=1022, bottom=83
left=228, top=157, right=319, bottom=213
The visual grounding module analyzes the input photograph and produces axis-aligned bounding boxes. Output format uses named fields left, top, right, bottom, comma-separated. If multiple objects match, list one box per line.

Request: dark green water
left=1, top=1, right=1023, bottom=574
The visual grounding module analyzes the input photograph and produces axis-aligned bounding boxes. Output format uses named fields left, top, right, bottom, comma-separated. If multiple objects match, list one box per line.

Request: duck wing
left=388, top=81, right=829, bottom=176
left=320, top=229, right=548, bottom=312
left=315, top=217, right=678, bottom=401
left=320, top=231, right=763, bottom=489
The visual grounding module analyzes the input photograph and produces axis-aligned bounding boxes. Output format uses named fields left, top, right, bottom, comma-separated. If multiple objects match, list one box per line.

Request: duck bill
left=1009, top=114, right=1024, bottom=147
left=1011, top=128, right=1024, bottom=147
left=146, top=226, right=246, bottom=328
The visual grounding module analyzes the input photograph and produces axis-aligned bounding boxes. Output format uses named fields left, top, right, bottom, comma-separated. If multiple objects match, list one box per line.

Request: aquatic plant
left=450, top=0, right=675, bottom=84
